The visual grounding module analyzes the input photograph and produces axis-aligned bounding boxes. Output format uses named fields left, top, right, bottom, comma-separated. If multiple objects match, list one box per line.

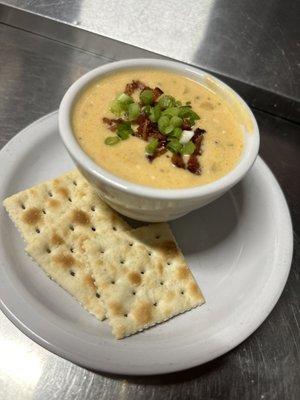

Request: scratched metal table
left=0, top=2, right=299, bottom=399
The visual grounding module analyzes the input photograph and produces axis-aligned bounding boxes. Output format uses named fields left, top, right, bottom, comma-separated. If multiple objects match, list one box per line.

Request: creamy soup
left=72, top=69, right=244, bottom=189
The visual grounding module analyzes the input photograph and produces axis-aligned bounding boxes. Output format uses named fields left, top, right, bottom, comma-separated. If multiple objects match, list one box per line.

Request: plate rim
left=0, top=111, right=293, bottom=375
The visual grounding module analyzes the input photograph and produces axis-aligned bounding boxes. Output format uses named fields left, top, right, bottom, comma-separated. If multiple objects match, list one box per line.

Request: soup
left=72, top=69, right=244, bottom=189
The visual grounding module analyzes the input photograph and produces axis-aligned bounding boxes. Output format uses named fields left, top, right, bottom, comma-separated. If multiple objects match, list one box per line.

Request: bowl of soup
left=59, top=59, right=259, bottom=222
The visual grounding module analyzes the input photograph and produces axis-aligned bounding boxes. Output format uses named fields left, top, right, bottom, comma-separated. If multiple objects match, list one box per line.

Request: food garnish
left=103, top=80, right=206, bottom=175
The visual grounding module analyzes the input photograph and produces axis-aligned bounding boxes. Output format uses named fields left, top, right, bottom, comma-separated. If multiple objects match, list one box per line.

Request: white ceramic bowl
left=59, top=59, right=259, bottom=222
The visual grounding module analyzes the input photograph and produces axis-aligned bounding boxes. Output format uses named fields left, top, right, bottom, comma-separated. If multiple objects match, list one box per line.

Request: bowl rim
left=59, top=58, right=260, bottom=200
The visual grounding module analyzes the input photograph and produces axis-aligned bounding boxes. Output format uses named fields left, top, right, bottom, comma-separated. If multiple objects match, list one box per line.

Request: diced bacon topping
left=187, top=154, right=201, bottom=175
left=153, top=87, right=164, bottom=101
left=124, top=80, right=147, bottom=95
left=103, top=117, right=124, bottom=131
left=171, top=153, right=185, bottom=169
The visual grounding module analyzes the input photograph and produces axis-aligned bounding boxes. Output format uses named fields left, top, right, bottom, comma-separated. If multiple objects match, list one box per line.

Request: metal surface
left=0, top=22, right=299, bottom=400
left=0, top=0, right=299, bottom=122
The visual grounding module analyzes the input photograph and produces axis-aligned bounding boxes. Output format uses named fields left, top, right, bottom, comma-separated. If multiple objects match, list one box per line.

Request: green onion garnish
left=178, top=106, right=200, bottom=124
left=169, top=127, right=182, bottom=140
left=162, top=107, right=179, bottom=117
left=140, top=89, right=154, bottom=105
left=110, top=99, right=124, bottom=116
left=170, top=116, right=183, bottom=128
left=117, top=131, right=130, bottom=140
left=142, top=105, right=151, bottom=115
left=181, top=141, right=196, bottom=155
left=158, top=95, right=175, bottom=109
left=164, top=125, right=174, bottom=135
left=158, top=116, right=170, bottom=134
left=117, top=93, right=134, bottom=105
left=128, top=103, right=140, bottom=121
left=117, top=122, right=133, bottom=140
left=167, top=139, right=183, bottom=154
left=110, top=93, right=134, bottom=116
left=149, top=105, right=161, bottom=123
left=105, top=136, right=120, bottom=145
left=145, top=138, right=159, bottom=155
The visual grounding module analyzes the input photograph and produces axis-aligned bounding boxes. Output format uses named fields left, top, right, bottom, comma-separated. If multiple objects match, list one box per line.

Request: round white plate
left=0, top=112, right=293, bottom=375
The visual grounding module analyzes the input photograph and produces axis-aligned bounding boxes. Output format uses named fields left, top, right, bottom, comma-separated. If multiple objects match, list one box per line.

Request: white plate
left=0, top=112, right=293, bottom=375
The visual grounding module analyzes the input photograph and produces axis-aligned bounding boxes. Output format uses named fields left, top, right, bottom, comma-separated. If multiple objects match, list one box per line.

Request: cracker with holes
left=3, top=170, right=129, bottom=242
left=84, top=223, right=205, bottom=339
left=25, top=228, right=105, bottom=319
left=3, top=169, right=130, bottom=321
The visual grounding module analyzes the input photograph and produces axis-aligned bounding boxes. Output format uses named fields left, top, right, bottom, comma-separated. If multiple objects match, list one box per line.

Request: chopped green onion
left=110, top=99, right=124, bottom=116
left=158, top=95, right=175, bottom=109
left=117, top=93, right=134, bottom=105
left=167, top=139, right=183, bottom=154
left=145, top=138, right=159, bottom=155
left=164, top=125, right=174, bottom=135
left=178, top=106, right=195, bottom=116
left=105, top=136, right=120, bottom=145
left=128, top=103, right=140, bottom=121
left=117, top=121, right=131, bottom=130
left=169, top=127, right=182, bottom=140
left=110, top=93, right=134, bottom=115
left=117, top=130, right=130, bottom=140
left=158, top=116, right=170, bottom=134
left=162, top=107, right=179, bottom=117
left=181, top=141, right=196, bottom=155
left=149, top=105, right=161, bottom=122
left=142, top=105, right=151, bottom=115
left=170, top=116, right=183, bottom=128
left=178, top=106, right=200, bottom=124
left=189, top=114, right=200, bottom=125
left=140, top=89, right=154, bottom=105
left=175, top=100, right=182, bottom=107
left=117, top=122, right=133, bottom=140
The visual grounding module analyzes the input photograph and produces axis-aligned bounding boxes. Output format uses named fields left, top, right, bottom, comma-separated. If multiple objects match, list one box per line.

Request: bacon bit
left=148, top=130, right=166, bottom=143
left=187, top=155, right=201, bottom=175
left=124, top=80, right=147, bottom=95
left=153, top=87, right=164, bottom=101
left=156, top=143, right=168, bottom=158
left=156, top=146, right=168, bottom=156
left=136, top=115, right=167, bottom=148
left=182, top=118, right=192, bottom=130
left=192, top=131, right=204, bottom=155
left=136, top=114, right=147, bottom=125
left=103, top=117, right=124, bottom=131
left=194, top=127, right=206, bottom=137
left=136, top=116, right=153, bottom=141
left=147, top=154, right=155, bottom=162
left=171, top=153, right=185, bottom=169
left=187, top=128, right=205, bottom=174
left=147, top=147, right=167, bottom=162
left=146, top=129, right=167, bottom=162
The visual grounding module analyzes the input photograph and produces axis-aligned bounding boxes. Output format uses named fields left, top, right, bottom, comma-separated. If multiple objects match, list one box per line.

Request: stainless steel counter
left=0, top=0, right=299, bottom=122
left=0, top=19, right=299, bottom=400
